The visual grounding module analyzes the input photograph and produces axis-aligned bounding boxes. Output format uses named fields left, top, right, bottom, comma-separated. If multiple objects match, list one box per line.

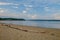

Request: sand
left=0, top=23, right=60, bottom=40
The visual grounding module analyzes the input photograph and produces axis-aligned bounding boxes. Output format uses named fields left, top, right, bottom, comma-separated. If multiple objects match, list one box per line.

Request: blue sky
left=0, top=0, right=60, bottom=19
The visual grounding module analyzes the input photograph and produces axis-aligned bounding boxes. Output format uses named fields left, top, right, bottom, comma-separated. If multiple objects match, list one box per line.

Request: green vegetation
left=0, top=18, right=25, bottom=21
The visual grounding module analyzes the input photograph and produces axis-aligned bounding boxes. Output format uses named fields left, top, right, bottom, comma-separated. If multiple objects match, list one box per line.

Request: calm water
left=0, top=21, right=60, bottom=29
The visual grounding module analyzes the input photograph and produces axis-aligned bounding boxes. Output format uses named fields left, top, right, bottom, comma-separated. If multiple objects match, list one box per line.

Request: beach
left=0, top=23, right=60, bottom=40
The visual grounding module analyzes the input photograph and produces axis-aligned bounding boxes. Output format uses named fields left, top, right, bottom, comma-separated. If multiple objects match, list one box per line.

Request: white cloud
left=22, top=10, right=27, bottom=14
left=24, top=4, right=33, bottom=8
left=44, top=7, right=50, bottom=12
left=0, top=9, right=26, bottom=18
left=0, top=8, right=7, bottom=13
left=28, top=5, right=33, bottom=8
left=0, top=2, right=12, bottom=5
left=14, top=7, right=18, bottom=8
left=0, top=9, right=19, bottom=18
left=27, top=14, right=37, bottom=19
left=31, top=15, right=37, bottom=19
left=0, top=10, right=4, bottom=13
left=0, top=2, right=19, bottom=5
left=22, top=4, right=33, bottom=15
left=26, top=8, right=30, bottom=10
left=0, top=12, right=20, bottom=18
left=53, top=13, right=60, bottom=19
left=0, top=8, right=33, bottom=18
left=12, top=6, right=19, bottom=8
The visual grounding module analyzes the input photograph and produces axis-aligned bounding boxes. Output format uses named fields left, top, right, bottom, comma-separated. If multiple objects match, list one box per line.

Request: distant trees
left=0, top=18, right=25, bottom=21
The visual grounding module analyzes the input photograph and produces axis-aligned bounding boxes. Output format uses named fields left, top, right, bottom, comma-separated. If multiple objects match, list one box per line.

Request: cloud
left=0, top=10, right=20, bottom=18
left=0, top=2, right=12, bottom=5
left=0, top=0, right=60, bottom=19
left=14, top=7, right=18, bottom=8
left=31, top=15, right=37, bottom=19
left=21, top=4, right=33, bottom=15
left=1, top=8, right=60, bottom=19
left=24, top=4, right=33, bottom=8
left=0, top=9, right=19, bottom=18
left=12, top=6, right=19, bottom=8
left=0, top=2, right=19, bottom=5
left=44, top=7, right=50, bottom=12
left=52, top=13, right=60, bottom=19
left=0, top=8, right=28, bottom=18
left=0, top=13, right=19, bottom=18
left=27, top=14, right=38, bottom=19
left=0, top=8, right=7, bottom=13
left=0, top=9, right=28, bottom=18
left=22, top=10, right=27, bottom=14
left=0, top=10, right=4, bottom=13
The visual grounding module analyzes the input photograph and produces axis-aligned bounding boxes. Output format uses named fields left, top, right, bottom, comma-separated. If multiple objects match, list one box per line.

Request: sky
left=0, top=0, right=60, bottom=19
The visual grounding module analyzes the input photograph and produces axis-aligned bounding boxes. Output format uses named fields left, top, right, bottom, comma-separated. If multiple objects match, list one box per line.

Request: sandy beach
left=0, top=23, right=60, bottom=40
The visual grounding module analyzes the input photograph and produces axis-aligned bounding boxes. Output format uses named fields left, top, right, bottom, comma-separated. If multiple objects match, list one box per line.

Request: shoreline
left=0, top=22, right=60, bottom=29
left=0, top=23, right=60, bottom=40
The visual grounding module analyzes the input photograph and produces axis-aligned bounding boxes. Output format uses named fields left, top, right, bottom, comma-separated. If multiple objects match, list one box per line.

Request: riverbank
left=0, top=23, right=60, bottom=40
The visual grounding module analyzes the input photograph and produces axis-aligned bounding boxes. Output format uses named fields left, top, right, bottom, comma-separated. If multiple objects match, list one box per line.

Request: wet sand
left=0, top=23, right=60, bottom=40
